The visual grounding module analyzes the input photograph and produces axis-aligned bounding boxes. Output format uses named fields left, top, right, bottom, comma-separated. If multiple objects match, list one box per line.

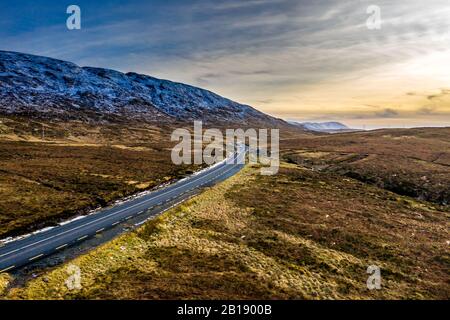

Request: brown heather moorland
left=282, top=127, right=450, bottom=205
left=0, top=119, right=448, bottom=299
left=0, top=116, right=200, bottom=239
left=2, top=161, right=448, bottom=299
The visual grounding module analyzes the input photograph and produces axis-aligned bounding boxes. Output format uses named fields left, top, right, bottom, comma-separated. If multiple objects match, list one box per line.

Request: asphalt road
left=0, top=148, right=246, bottom=273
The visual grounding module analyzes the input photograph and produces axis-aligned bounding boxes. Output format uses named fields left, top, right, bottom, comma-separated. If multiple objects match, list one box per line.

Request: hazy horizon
left=287, top=118, right=450, bottom=130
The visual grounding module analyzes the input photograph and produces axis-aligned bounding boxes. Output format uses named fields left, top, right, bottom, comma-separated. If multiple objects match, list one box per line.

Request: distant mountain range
left=0, top=51, right=286, bottom=127
left=288, top=121, right=351, bottom=132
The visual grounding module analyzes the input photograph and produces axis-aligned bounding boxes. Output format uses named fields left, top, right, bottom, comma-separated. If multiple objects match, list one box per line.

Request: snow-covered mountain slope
left=288, top=121, right=351, bottom=132
left=0, top=51, right=283, bottom=126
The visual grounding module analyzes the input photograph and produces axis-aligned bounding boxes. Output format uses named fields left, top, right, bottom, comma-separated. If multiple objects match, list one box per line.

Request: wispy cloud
left=375, top=108, right=399, bottom=118
left=427, top=89, right=450, bottom=101
left=0, top=0, right=449, bottom=127
left=417, top=106, right=437, bottom=115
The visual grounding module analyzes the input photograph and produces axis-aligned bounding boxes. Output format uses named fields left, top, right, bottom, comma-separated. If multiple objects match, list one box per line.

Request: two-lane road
left=0, top=148, right=246, bottom=273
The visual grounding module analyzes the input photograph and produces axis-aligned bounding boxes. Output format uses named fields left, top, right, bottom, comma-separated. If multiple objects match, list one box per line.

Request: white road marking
left=0, top=265, right=15, bottom=273
left=77, top=235, right=88, bottom=241
left=29, top=254, right=44, bottom=261
left=55, top=244, right=67, bottom=250
left=0, top=153, right=242, bottom=260
left=96, top=228, right=105, bottom=233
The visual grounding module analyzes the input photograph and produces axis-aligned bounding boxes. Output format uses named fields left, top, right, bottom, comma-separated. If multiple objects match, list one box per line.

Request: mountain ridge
left=288, top=120, right=351, bottom=132
left=0, top=50, right=286, bottom=127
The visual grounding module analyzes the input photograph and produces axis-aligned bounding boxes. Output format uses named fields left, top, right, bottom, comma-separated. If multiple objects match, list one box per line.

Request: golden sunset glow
left=2, top=0, right=449, bottom=128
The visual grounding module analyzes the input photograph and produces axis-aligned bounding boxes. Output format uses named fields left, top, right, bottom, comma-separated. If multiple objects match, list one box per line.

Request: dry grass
left=282, top=127, right=450, bottom=205
left=0, top=116, right=199, bottom=238
left=1, top=121, right=448, bottom=300
left=0, top=274, right=11, bottom=296
left=3, top=160, right=448, bottom=300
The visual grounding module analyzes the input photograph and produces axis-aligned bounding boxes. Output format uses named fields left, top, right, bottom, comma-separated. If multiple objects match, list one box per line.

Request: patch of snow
left=0, top=50, right=276, bottom=124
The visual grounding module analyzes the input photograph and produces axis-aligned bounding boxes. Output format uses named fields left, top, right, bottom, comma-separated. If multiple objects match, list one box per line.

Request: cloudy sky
left=1, top=0, right=449, bottom=128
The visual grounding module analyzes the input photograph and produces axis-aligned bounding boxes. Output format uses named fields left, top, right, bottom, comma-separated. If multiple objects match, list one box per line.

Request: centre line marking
left=0, top=152, right=243, bottom=261
left=0, top=265, right=15, bottom=273
left=29, top=254, right=44, bottom=261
